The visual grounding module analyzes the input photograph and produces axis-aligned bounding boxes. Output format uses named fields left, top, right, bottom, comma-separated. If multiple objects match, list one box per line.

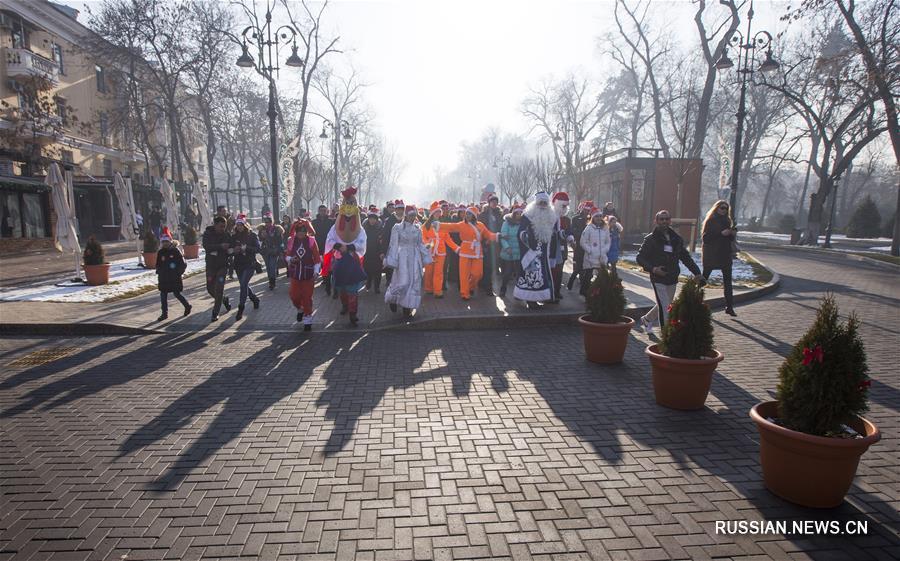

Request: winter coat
left=441, top=220, right=498, bottom=259
left=258, top=224, right=285, bottom=257
left=422, top=221, right=458, bottom=257
left=580, top=223, right=611, bottom=269
left=478, top=207, right=503, bottom=233
left=230, top=228, right=260, bottom=273
left=702, top=213, right=736, bottom=269
left=156, top=246, right=187, bottom=292
left=607, top=222, right=623, bottom=263
left=363, top=219, right=384, bottom=272
left=636, top=227, right=701, bottom=285
left=380, top=214, right=401, bottom=256
left=331, top=247, right=367, bottom=288
left=499, top=216, right=522, bottom=261
left=312, top=216, right=335, bottom=255
left=202, top=226, right=233, bottom=271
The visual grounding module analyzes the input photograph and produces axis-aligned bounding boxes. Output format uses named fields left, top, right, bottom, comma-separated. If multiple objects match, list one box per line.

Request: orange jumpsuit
left=441, top=220, right=498, bottom=299
left=422, top=222, right=458, bottom=297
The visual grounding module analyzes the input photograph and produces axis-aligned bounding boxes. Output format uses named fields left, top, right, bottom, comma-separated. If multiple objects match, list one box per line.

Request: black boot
left=222, top=297, right=232, bottom=312
left=297, top=311, right=303, bottom=322
left=389, top=303, right=398, bottom=313
left=349, top=313, right=358, bottom=326
left=269, top=279, right=275, bottom=290
left=725, top=306, right=737, bottom=316
left=403, top=308, right=413, bottom=320
left=340, top=305, right=348, bottom=315
left=252, top=297, right=260, bottom=310
left=183, top=304, right=192, bottom=317
left=236, top=305, right=244, bottom=320
left=303, top=323, right=312, bottom=332
left=157, top=312, right=168, bottom=321
left=499, top=285, right=507, bottom=298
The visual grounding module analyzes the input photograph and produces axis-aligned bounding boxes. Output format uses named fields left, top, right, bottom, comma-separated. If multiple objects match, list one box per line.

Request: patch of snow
left=0, top=252, right=206, bottom=303
left=620, top=251, right=759, bottom=282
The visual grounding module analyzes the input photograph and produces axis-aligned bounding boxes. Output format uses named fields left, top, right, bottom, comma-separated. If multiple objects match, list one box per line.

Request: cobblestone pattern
left=0, top=248, right=897, bottom=561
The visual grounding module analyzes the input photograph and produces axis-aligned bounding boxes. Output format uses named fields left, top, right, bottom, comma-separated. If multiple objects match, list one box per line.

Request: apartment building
left=0, top=0, right=206, bottom=253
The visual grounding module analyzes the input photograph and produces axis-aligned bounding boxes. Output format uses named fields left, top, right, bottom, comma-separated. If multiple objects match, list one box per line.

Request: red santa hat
left=289, top=218, right=316, bottom=238
left=394, top=199, right=404, bottom=207
left=578, top=200, right=594, bottom=212
left=466, top=206, right=480, bottom=217
left=234, top=214, right=248, bottom=226
left=159, top=227, right=173, bottom=242
left=552, top=192, right=570, bottom=203
left=341, top=186, right=358, bottom=199
left=405, top=204, right=417, bottom=215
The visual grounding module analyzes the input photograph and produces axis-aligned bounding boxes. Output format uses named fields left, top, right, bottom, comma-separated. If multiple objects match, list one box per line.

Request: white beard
left=524, top=202, right=556, bottom=244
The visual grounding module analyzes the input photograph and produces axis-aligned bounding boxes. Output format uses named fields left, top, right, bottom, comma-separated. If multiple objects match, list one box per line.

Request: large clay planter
left=143, top=252, right=158, bottom=269
left=646, top=344, right=724, bottom=410
left=578, top=315, right=634, bottom=364
left=749, top=401, right=881, bottom=508
left=83, top=263, right=110, bottom=286
left=182, top=244, right=200, bottom=259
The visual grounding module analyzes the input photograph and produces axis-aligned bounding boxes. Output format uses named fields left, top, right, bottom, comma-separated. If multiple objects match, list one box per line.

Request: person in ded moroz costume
left=514, top=191, right=561, bottom=309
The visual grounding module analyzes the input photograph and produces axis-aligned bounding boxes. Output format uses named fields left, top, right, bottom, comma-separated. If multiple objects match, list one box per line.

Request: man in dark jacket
left=636, top=209, right=704, bottom=335
left=478, top=196, right=503, bottom=296
left=311, top=205, right=335, bottom=294
left=202, top=216, right=234, bottom=321
left=362, top=212, right=384, bottom=293
left=231, top=215, right=261, bottom=320
left=380, top=201, right=404, bottom=288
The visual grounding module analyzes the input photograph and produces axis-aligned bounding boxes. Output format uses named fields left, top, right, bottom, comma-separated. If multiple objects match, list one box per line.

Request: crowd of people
left=157, top=188, right=740, bottom=333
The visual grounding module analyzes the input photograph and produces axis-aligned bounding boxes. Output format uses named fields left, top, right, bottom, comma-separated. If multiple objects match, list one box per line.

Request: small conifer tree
left=659, top=278, right=714, bottom=360
left=585, top=266, right=627, bottom=323
left=845, top=196, right=881, bottom=238
left=82, top=236, right=105, bottom=266
left=143, top=231, right=159, bottom=253
left=776, top=295, right=870, bottom=436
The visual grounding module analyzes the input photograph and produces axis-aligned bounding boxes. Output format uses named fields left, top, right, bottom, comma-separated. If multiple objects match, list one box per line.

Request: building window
left=103, top=159, right=113, bottom=177
left=11, top=20, right=28, bottom=49
left=99, top=112, right=109, bottom=145
left=51, top=43, right=65, bottom=75
left=95, top=64, right=107, bottom=93
left=61, top=150, right=74, bottom=165
left=56, top=98, right=67, bottom=123
left=0, top=190, right=49, bottom=239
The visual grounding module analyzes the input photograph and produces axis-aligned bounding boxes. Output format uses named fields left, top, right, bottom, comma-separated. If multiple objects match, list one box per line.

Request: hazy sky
left=71, top=0, right=787, bottom=198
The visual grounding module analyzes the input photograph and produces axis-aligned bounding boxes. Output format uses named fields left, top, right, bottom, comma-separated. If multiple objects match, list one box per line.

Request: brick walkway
left=0, top=247, right=897, bottom=560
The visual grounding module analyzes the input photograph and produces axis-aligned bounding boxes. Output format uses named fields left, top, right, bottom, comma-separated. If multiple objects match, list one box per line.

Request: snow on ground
left=620, top=251, right=758, bottom=282
left=0, top=251, right=206, bottom=303
left=739, top=231, right=892, bottom=244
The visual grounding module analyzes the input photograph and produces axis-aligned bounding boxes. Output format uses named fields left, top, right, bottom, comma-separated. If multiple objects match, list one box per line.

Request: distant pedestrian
left=231, top=214, right=261, bottom=320
left=580, top=211, right=612, bottom=295
left=258, top=211, right=285, bottom=290
left=155, top=227, right=190, bottom=321
left=606, top=215, right=623, bottom=277
left=701, top=200, right=738, bottom=316
left=312, top=205, right=335, bottom=295
left=636, top=210, right=704, bottom=335
left=567, top=201, right=593, bottom=292
left=363, top=212, right=384, bottom=293
left=202, top=215, right=233, bottom=321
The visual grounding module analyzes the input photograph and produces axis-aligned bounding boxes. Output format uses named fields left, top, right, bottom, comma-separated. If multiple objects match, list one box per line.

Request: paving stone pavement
left=0, top=247, right=897, bottom=561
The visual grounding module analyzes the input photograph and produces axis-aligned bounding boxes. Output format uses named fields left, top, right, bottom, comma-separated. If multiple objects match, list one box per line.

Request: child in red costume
left=285, top=219, right=321, bottom=331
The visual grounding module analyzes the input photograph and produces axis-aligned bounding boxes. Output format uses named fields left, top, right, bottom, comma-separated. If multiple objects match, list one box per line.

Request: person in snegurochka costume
left=498, top=204, right=524, bottom=298
left=579, top=210, right=612, bottom=295
left=257, top=211, right=285, bottom=290
left=202, top=215, right=234, bottom=321
left=441, top=206, right=499, bottom=301
left=636, top=209, right=704, bottom=336
left=155, top=227, right=191, bottom=321
left=362, top=211, right=384, bottom=293
left=567, top=200, right=593, bottom=292
left=231, top=214, right=261, bottom=320
left=379, top=199, right=405, bottom=288
left=324, top=187, right=368, bottom=324
left=422, top=202, right=458, bottom=299
left=550, top=192, right=575, bottom=303
left=285, top=218, right=321, bottom=331
left=384, top=204, right=433, bottom=319
left=514, top=191, right=561, bottom=309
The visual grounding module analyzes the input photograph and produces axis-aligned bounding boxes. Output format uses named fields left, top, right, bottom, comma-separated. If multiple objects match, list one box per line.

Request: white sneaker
left=641, top=317, right=655, bottom=335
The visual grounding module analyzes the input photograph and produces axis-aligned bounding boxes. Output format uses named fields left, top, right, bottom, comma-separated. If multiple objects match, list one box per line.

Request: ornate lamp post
left=319, top=119, right=353, bottom=205
left=715, top=0, right=780, bottom=224
left=235, top=3, right=304, bottom=220
left=823, top=172, right=843, bottom=248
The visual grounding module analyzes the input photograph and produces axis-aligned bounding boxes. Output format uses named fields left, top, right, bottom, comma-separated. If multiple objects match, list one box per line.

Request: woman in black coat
left=701, top=200, right=738, bottom=316
left=156, top=228, right=191, bottom=321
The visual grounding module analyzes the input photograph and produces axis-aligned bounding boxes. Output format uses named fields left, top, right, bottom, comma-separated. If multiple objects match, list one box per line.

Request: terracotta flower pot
left=646, top=343, right=724, bottom=410
left=143, top=252, right=158, bottom=269
left=83, top=263, right=110, bottom=286
left=182, top=244, right=200, bottom=259
left=749, top=401, right=880, bottom=508
left=578, top=315, right=634, bottom=364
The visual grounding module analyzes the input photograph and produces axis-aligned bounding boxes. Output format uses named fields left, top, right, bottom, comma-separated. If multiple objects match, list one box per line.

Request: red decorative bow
left=858, top=379, right=872, bottom=390
left=802, top=345, right=824, bottom=366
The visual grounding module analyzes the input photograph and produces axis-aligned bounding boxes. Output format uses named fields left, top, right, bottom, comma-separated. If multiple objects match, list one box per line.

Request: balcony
left=4, top=47, right=59, bottom=84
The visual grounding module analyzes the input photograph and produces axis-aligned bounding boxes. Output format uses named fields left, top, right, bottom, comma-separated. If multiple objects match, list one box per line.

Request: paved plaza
left=0, top=248, right=897, bottom=560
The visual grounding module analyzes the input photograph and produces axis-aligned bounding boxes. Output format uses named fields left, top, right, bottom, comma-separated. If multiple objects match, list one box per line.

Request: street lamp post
left=235, top=2, right=305, bottom=220
left=319, top=119, right=353, bottom=205
left=715, top=0, right=780, bottom=225
left=823, top=173, right=843, bottom=248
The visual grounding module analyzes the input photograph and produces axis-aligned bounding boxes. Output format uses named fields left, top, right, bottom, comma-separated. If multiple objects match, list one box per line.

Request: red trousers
left=289, top=278, right=314, bottom=315
left=339, top=292, right=359, bottom=314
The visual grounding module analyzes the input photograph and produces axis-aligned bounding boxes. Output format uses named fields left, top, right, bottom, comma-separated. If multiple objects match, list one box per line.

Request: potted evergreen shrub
left=749, top=295, right=880, bottom=508
left=645, top=278, right=723, bottom=409
left=182, top=225, right=200, bottom=259
left=577, top=267, right=634, bottom=364
left=82, top=235, right=109, bottom=285
left=143, top=231, right=159, bottom=269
